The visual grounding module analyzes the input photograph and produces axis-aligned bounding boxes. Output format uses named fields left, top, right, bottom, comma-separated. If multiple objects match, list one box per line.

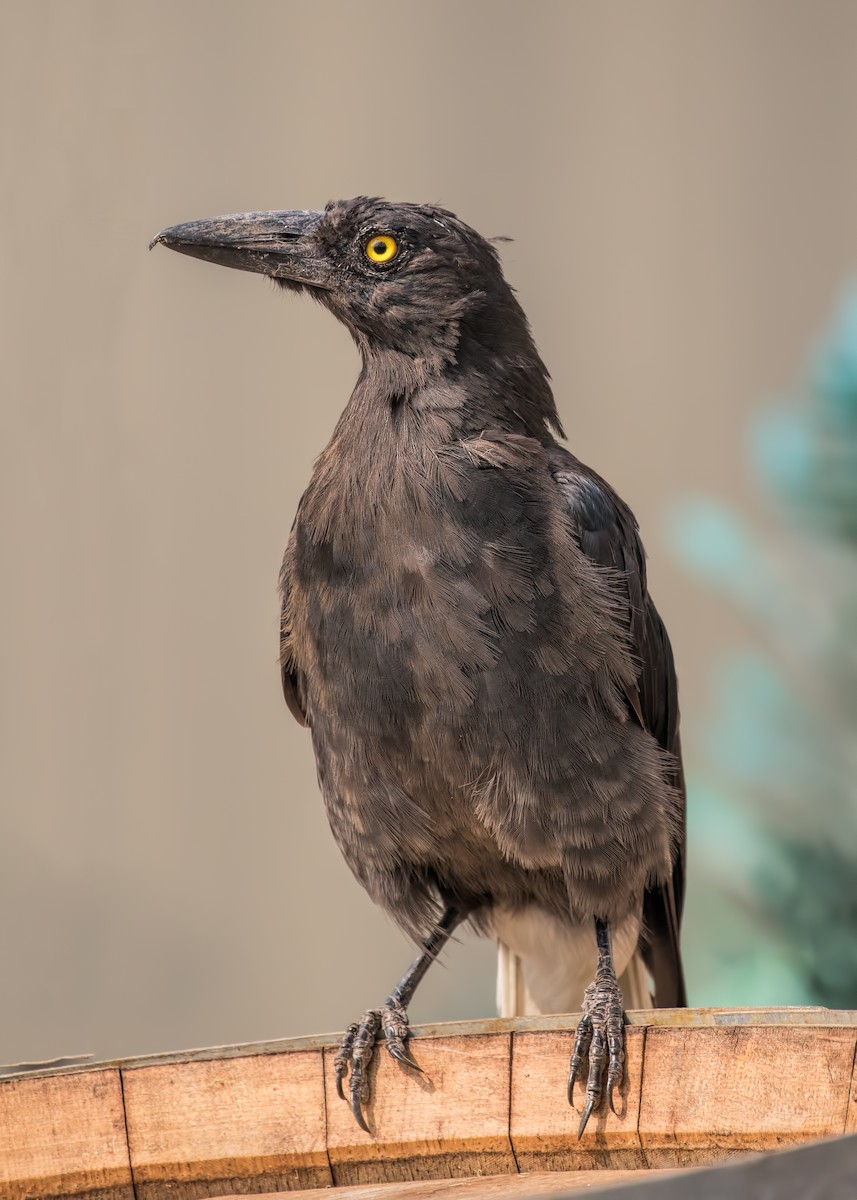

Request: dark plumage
left=152, top=197, right=686, bottom=1135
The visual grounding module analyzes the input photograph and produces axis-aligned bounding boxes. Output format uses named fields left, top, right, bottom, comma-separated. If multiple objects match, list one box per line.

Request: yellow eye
left=365, top=234, right=398, bottom=263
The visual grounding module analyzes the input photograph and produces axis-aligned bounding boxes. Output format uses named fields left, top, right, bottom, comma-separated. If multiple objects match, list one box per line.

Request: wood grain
left=511, top=1026, right=646, bottom=1171
left=122, top=1049, right=331, bottom=1199
left=0, top=1068, right=132, bottom=1200
left=219, top=1169, right=678, bottom=1199
left=324, top=1033, right=517, bottom=1186
left=639, top=1025, right=857, bottom=1167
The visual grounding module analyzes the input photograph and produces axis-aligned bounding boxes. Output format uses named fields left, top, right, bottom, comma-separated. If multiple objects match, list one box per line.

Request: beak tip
left=148, top=232, right=164, bottom=252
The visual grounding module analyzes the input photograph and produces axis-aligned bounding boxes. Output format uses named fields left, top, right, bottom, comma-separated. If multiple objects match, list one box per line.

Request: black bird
left=152, top=198, right=686, bottom=1135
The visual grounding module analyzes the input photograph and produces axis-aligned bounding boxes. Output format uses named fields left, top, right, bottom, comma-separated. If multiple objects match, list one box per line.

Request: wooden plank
left=0, top=1068, right=133, bottom=1200
left=511, top=1026, right=646, bottom=1170
left=122, top=1049, right=331, bottom=1199
left=324, top=1033, right=517, bottom=1186
left=639, top=1025, right=856, bottom=1167
left=5, top=1013, right=857, bottom=1198
left=5, top=1009, right=857, bottom=1083
left=219, top=1169, right=678, bottom=1198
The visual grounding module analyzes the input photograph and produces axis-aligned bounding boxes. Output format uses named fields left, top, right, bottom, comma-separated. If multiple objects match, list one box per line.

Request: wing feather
left=279, top=539, right=308, bottom=728
left=549, top=445, right=686, bottom=1007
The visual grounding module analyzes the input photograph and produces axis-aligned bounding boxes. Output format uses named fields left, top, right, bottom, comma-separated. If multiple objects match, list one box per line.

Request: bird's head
left=153, top=196, right=561, bottom=433
left=153, top=197, right=536, bottom=369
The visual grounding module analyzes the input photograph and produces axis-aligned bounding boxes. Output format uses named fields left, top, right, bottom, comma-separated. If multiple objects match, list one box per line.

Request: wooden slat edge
left=6, top=1009, right=857, bottom=1082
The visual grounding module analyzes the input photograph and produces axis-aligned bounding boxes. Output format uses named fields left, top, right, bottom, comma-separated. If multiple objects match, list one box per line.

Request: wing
left=549, top=444, right=687, bottom=1007
left=279, top=536, right=308, bottom=728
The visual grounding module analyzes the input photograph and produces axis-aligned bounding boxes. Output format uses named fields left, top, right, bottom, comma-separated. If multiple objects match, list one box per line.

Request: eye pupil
left=373, top=240, right=387, bottom=255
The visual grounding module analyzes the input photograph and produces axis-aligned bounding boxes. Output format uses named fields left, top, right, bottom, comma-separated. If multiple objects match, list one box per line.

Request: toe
left=334, top=1021, right=359, bottom=1101
left=340, top=1009, right=381, bottom=1130
left=382, top=999, right=422, bottom=1072
left=567, top=1014, right=593, bottom=1107
left=577, top=1025, right=607, bottom=1134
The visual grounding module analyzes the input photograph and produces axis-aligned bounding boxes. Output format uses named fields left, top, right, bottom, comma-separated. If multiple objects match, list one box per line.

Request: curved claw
left=335, top=1072, right=346, bottom=1101
left=577, top=1096, right=595, bottom=1139
left=606, top=1064, right=623, bottom=1117
left=387, top=1042, right=423, bottom=1072
left=567, top=1068, right=577, bottom=1107
left=350, top=1087, right=371, bottom=1134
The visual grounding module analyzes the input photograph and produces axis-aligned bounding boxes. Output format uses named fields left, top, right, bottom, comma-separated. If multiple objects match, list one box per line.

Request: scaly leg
left=567, top=916, right=626, bottom=1138
left=334, top=906, right=464, bottom=1132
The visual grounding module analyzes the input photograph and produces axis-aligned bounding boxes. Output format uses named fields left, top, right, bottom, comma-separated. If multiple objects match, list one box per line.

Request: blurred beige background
left=2, top=0, right=856, bottom=1065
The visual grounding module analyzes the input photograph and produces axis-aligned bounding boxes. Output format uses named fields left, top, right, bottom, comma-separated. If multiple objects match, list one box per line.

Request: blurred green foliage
left=670, top=287, right=857, bottom=1007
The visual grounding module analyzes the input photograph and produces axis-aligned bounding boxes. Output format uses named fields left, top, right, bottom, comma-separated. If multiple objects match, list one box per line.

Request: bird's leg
left=334, top=906, right=463, bottom=1132
left=568, top=916, right=626, bottom=1138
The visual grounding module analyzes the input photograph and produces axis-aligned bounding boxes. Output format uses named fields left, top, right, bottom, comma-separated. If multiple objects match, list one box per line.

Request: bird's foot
left=567, top=973, right=625, bottom=1138
left=333, top=998, right=421, bottom=1132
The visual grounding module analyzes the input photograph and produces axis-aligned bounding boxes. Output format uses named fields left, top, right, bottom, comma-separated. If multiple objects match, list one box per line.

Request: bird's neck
left=303, top=336, right=560, bottom=544
left=354, top=331, right=562, bottom=443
